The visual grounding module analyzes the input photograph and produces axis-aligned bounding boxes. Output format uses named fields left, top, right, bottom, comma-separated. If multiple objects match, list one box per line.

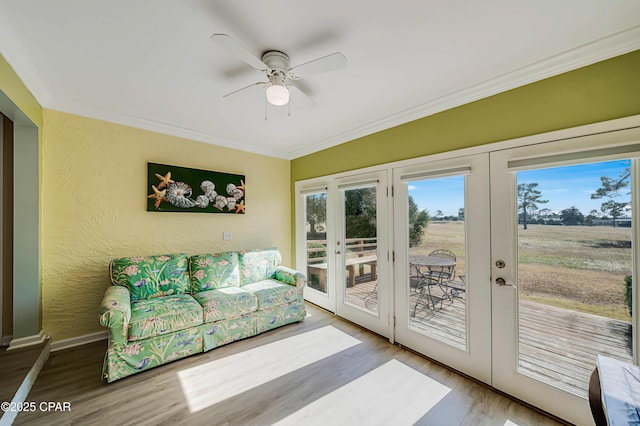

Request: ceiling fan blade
left=211, top=33, right=268, bottom=72
left=288, top=52, right=347, bottom=80
left=288, top=83, right=316, bottom=110
left=223, top=82, right=266, bottom=102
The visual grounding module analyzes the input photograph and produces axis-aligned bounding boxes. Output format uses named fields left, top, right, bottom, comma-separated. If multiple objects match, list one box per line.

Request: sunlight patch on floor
left=177, top=326, right=361, bottom=413
left=273, top=359, right=451, bottom=425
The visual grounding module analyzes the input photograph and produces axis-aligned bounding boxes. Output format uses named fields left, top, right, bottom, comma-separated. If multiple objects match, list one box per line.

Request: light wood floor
left=0, top=341, right=48, bottom=403
left=15, top=303, right=564, bottom=426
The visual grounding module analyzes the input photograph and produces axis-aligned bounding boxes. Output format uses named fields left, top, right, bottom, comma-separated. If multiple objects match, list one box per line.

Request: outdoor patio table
left=409, top=255, right=459, bottom=312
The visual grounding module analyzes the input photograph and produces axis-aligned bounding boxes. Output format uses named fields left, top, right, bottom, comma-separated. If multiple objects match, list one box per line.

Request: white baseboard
left=51, top=330, right=107, bottom=352
left=1, top=334, right=12, bottom=346
left=0, top=338, right=50, bottom=426
left=6, top=330, right=48, bottom=351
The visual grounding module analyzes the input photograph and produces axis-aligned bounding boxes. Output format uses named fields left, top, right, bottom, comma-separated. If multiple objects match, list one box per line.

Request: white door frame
left=0, top=115, right=4, bottom=344
left=294, top=115, right=640, bottom=423
left=334, top=170, right=391, bottom=338
left=392, top=153, right=492, bottom=383
left=296, top=181, right=336, bottom=312
left=490, top=127, right=640, bottom=425
left=296, top=170, right=393, bottom=338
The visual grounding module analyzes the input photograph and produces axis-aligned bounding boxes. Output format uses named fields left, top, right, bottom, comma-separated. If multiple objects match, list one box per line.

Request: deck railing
left=306, top=237, right=377, bottom=264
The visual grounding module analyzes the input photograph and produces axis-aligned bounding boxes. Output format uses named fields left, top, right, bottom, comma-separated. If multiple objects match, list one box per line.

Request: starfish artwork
left=147, top=163, right=245, bottom=214
left=155, top=172, right=175, bottom=189
left=147, top=185, right=167, bottom=209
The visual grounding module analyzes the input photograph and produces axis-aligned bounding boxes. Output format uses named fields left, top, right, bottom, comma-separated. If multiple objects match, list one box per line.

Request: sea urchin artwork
left=147, top=163, right=245, bottom=214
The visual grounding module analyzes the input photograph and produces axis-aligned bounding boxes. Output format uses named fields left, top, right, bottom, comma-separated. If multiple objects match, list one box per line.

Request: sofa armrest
left=275, top=266, right=306, bottom=298
left=99, top=285, right=131, bottom=347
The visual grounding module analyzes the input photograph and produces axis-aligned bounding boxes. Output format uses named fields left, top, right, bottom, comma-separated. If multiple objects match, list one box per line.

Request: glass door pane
left=343, top=185, right=379, bottom=314
left=393, top=154, right=491, bottom=384
left=335, top=171, right=390, bottom=338
left=515, top=160, right=633, bottom=397
left=408, top=176, right=466, bottom=350
left=490, top=131, right=640, bottom=425
left=304, top=192, right=328, bottom=294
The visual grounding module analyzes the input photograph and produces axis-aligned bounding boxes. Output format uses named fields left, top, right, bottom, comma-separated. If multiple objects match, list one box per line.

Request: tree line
left=518, top=167, right=631, bottom=229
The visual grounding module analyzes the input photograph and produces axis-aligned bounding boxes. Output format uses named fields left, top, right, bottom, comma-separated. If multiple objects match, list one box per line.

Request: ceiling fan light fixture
left=266, top=82, right=290, bottom=106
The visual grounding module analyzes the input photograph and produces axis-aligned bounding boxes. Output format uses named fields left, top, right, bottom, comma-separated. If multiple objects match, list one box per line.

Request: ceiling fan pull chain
left=264, top=96, right=267, bottom=121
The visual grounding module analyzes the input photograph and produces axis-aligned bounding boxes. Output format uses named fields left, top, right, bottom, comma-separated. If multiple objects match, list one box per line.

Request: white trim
left=508, top=140, right=640, bottom=170
left=633, top=158, right=639, bottom=366
left=288, top=25, right=640, bottom=159
left=45, top=102, right=293, bottom=160
left=0, top=339, right=50, bottom=426
left=400, top=166, right=471, bottom=182
left=6, top=330, right=47, bottom=351
left=50, top=330, right=107, bottom=352
left=336, top=178, right=379, bottom=190
left=0, top=115, right=3, bottom=346
left=299, top=186, right=328, bottom=196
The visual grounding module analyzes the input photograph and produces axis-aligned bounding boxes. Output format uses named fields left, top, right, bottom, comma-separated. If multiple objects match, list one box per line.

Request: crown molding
left=0, top=9, right=53, bottom=107
left=46, top=101, right=292, bottom=159
left=287, top=25, right=640, bottom=160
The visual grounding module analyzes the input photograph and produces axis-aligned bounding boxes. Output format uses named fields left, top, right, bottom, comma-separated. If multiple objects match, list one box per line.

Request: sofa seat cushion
left=193, top=287, right=258, bottom=323
left=128, top=294, right=203, bottom=341
left=242, top=279, right=297, bottom=310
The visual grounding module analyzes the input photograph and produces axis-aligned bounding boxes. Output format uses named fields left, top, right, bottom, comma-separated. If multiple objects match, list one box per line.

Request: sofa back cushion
left=110, top=253, right=190, bottom=301
left=239, top=248, right=282, bottom=286
left=189, top=252, right=240, bottom=292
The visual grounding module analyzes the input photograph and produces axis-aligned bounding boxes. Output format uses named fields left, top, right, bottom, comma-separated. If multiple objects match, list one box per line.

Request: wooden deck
left=345, top=278, right=632, bottom=398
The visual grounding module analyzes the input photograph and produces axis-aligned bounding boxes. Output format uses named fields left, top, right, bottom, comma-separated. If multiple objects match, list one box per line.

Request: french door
left=334, top=172, right=390, bottom=337
left=392, top=154, right=492, bottom=383
left=298, top=171, right=391, bottom=338
left=298, top=125, right=640, bottom=425
left=490, top=129, right=640, bottom=425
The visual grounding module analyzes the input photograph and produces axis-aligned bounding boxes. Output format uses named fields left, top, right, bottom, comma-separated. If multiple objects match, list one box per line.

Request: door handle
left=496, top=277, right=516, bottom=289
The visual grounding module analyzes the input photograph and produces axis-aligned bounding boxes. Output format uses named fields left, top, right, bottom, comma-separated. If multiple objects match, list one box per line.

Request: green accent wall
left=290, top=50, right=640, bottom=262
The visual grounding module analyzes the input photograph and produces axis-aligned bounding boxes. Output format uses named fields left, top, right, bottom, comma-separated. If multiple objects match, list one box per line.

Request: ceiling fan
left=211, top=33, right=347, bottom=108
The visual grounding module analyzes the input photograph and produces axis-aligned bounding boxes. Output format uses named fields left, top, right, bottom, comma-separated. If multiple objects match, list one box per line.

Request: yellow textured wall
left=42, top=110, right=291, bottom=341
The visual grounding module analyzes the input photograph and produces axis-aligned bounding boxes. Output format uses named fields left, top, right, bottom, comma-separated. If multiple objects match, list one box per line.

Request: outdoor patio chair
left=411, top=249, right=457, bottom=315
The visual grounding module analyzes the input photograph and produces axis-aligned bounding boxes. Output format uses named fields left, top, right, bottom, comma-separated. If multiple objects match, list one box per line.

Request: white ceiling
left=1, top=1, right=639, bottom=159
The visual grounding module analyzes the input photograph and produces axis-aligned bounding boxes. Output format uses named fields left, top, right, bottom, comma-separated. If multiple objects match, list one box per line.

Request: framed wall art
left=147, top=162, right=245, bottom=214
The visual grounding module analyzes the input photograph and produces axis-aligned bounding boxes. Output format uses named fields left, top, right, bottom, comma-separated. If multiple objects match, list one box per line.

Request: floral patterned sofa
left=99, top=248, right=306, bottom=382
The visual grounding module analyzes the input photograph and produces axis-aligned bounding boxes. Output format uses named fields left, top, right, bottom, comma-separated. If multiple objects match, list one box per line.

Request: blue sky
left=408, top=159, right=631, bottom=217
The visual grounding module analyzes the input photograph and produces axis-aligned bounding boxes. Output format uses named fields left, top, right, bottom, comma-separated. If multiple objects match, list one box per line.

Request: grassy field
left=413, top=221, right=632, bottom=322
